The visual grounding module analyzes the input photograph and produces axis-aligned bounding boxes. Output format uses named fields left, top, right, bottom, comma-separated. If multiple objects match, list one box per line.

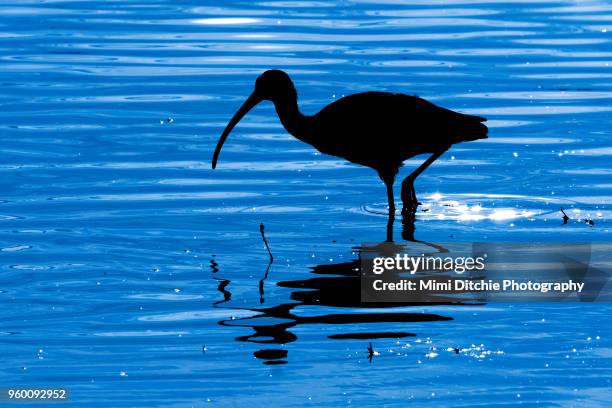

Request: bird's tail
left=456, top=115, right=488, bottom=142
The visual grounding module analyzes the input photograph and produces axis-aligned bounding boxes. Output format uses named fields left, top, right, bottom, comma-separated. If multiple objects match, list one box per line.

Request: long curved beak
left=212, top=92, right=262, bottom=169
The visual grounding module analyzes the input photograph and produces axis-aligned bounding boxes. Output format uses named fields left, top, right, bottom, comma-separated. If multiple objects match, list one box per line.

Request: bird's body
left=279, top=91, right=486, bottom=179
left=212, top=70, right=488, bottom=231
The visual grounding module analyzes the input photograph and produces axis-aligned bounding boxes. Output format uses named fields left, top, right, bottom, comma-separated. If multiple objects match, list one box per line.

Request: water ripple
left=1, top=0, right=611, bottom=405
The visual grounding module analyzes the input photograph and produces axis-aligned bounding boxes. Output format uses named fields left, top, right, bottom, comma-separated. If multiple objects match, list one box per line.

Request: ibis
left=212, top=70, right=488, bottom=215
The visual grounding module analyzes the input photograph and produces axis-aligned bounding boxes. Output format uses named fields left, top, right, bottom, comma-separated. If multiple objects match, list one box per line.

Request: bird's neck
left=272, top=96, right=313, bottom=144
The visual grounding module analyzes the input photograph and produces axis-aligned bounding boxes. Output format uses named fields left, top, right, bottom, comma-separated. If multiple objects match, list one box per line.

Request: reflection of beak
left=212, top=92, right=262, bottom=169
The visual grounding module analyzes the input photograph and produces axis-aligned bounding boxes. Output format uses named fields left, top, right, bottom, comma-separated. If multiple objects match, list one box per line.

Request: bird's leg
left=385, top=180, right=395, bottom=242
left=385, top=180, right=396, bottom=215
left=401, top=148, right=448, bottom=214
left=401, top=205, right=416, bottom=241
left=400, top=177, right=417, bottom=215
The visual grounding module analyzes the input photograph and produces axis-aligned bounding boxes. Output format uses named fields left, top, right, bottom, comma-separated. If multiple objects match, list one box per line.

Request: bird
left=212, top=69, right=487, bottom=216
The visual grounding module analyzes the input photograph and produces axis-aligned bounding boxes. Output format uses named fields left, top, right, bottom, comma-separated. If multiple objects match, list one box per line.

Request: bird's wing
left=397, top=93, right=486, bottom=124
left=318, top=92, right=485, bottom=125
left=392, top=93, right=488, bottom=141
left=310, top=92, right=487, bottom=163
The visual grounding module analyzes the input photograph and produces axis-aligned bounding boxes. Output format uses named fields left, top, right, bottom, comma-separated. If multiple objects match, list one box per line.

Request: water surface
left=0, top=0, right=611, bottom=406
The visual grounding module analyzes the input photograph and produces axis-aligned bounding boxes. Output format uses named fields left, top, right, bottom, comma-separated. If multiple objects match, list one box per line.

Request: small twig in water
left=259, top=262, right=272, bottom=305
left=560, top=208, right=569, bottom=225
left=210, top=255, right=219, bottom=273
left=258, top=223, right=274, bottom=304
left=260, top=223, right=273, bottom=261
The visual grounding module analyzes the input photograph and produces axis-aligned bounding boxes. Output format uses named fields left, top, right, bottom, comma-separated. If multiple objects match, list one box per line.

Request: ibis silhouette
left=212, top=69, right=487, bottom=218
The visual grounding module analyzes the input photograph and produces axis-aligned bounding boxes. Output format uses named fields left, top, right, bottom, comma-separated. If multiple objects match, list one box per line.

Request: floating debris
left=560, top=208, right=569, bottom=225
left=367, top=342, right=379, bottom=362
left=260, top=223, right=273, bottom=261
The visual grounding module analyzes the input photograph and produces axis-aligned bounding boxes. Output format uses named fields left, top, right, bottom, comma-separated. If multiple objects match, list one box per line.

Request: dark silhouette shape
left=453, top=347, right=460, bottom=354
left=367, top=342, right=375, bottom=362
left=209, top=256, right=219, bottom=273
left=213, top=242, right=487, bottom=363
left=254, top=349, right=288, bottom=365
left=258, top=223, right=274, bottom=304
left=585, top=219, right=595, bottom=226
left=259, top=223, right=273, bottom=261
left=213, top=278, right=231, bottom=306
left=560, top=208, right=569, bottom=225
left=212, top=69, right=488, bottom=216
left=262, top=361, right=287, bottom=365
left=258, top=260, right=272, bottom=305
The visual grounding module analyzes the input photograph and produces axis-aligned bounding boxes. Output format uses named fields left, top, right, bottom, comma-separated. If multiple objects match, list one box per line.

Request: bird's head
left=212, top=70, right=296, bottom=169
left=254, top=69, right=296, bottom=101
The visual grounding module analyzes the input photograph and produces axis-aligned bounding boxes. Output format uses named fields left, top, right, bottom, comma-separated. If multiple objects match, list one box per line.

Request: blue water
left=1, top=0, right=611, bottom=406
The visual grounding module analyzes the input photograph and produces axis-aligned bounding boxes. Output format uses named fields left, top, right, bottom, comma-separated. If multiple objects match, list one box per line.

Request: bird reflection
left=209, top=69, right=491, bottom=362
left=215, top=232, right=471, bottom=364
